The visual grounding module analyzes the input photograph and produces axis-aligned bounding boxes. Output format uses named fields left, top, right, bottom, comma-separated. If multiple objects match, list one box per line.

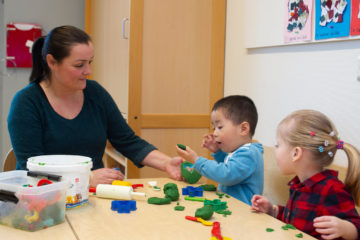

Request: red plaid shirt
left=277, top=170, right=360, bottom=239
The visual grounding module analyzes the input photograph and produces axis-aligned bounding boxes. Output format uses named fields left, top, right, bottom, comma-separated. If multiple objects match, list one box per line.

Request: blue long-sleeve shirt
left=7, top=80, right=156, bottom=170
left=194, top=143, right=264, bottom=205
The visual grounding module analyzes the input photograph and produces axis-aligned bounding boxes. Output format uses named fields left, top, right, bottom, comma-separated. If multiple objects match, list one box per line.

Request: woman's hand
left=314, top=216, right=358, bottom=240
left=90, top=168, right=124, bottom=187
left=250, top=195, right=276, bottom=216
left=176, top=145, right=199, bottom=164
left=165, top=156, right=184, bottom=181
left=201, top=133, right=220, bottom=153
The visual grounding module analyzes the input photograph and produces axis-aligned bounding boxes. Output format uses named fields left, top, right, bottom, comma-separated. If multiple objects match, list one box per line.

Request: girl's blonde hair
left=278, top=109, right=360, bottom=205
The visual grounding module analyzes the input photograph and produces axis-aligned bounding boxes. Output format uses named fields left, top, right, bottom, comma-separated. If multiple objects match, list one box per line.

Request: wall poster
left=315, top=0, right=351, bottom=40
left=284, top=0, right=313, bottom=43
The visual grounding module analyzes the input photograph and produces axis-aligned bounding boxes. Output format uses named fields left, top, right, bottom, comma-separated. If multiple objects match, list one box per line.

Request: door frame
left=127, top=0, right=226, bottom=178
left=85, top=0, right=226, bottom=178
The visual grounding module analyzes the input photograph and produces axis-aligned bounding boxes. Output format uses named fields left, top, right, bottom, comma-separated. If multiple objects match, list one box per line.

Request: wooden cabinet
left=85, top=0, right=226, bottom=179
left=86, top=0, right=130, bottom=175
left=86, top=0, right=130, bottom=116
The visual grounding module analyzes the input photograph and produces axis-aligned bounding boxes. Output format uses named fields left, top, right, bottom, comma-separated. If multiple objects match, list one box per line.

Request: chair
left=263, top=146, right=294, bottom=206
left=2, top=148, right=17, bottom=171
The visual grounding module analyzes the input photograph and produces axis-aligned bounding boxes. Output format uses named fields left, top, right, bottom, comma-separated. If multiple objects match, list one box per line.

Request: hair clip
left=318, top=146, right=324, bottom=152
left=328, top=151, right=334, bottom=157
left=329, top=131, right=335, bottom=137
left=310, top=131, right=316, bottom=137
left=324, top=140, right=329, bottom=147
left=337, top=140, right=344, bottom=149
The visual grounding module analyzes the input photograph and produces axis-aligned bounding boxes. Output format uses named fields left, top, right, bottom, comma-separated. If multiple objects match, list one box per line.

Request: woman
left=7, top=25, right=183, bottom=186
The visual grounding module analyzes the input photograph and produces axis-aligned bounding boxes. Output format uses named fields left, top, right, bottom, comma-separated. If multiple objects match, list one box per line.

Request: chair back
left=2, top=148, right=17, bottom=171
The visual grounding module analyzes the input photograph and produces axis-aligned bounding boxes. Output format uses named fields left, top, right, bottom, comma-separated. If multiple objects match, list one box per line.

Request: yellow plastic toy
left=112, top=180, right=132, bottom=186
left=66, top=195, right=74, bottom=204
left=25, top=210, right=39, bottom=223
left=197, top=217, right=213, bottom=226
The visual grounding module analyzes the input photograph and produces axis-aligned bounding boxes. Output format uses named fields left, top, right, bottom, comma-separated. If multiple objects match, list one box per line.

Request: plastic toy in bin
left=0, top=170, right=68, bottom=231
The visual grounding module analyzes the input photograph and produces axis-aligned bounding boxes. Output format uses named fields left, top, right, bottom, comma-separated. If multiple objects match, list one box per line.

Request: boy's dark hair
left=212, top=95, right=258, bottom=136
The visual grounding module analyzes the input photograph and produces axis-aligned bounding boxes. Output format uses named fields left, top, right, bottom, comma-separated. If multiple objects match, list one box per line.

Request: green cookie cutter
left=181, top=161, right=202, bottom=184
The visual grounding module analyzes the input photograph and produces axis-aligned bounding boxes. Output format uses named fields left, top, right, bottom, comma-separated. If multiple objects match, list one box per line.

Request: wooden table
left=1, top=178, right=315, bottom=240
left=0, top=219, right=77, bottom=240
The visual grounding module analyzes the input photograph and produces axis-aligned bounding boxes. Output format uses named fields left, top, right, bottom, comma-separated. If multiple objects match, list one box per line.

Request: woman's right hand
left=90, top=168, right=124, bottom=187
left=250, top=195, right=275, bottom=216
left=201, top=133, right=220, bottom=153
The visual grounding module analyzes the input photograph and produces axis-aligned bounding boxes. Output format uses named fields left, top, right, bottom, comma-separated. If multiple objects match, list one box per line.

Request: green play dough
left=200, top=184, right=217, bottom=191
left=195, top=205, right=214, bottom=220
left=163, top=183, right=179, bottom=201
left=282, top=224, right=296, bottom=230
left=181, top=161, right=202, bottom=184
left=215, top=209, right=232, bottom=216
left=147, top=197, right=171, bottom=205
left=174, top=206, right=185, bottom=211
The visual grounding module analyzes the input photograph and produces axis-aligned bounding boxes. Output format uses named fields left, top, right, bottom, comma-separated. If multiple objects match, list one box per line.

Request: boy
left=176, top=95, right=264, bottom=205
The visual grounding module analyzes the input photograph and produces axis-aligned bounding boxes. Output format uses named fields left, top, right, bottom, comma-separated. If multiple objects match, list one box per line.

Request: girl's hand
left=250, top=195, right=275, bottom=216
left=201, top=133, right=220, bottom=153
left=90, top=168, right=124, bottom=187
left=176, top=145, right=198, bottom=163
left=314, top=216, right=358, bottom=240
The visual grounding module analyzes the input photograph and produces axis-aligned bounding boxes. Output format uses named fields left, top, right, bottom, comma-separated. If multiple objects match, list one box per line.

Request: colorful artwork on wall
left=6, top=23, right=42, bottom=68
left=350, top=0, right=360, bottom=35
left=284, top=0, right=313, bottom=43
left=315, top=0, right=351, bottom=40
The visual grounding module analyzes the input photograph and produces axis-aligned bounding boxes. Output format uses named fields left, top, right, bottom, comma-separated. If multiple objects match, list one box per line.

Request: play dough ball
left=181, top=161, right=202, bottom=184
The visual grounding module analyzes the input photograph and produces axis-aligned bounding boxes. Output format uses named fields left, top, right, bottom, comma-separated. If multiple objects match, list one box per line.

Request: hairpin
left=318, top=146, right=324, bottom=152
left=324, top=140, right=329, bottom=147
left=328, top=151, right=334, bottom=157
left=337, top=140, right=344, bottom=149
left=329, top=131, right=335, bottom=137
left=310, top=131, right=316, bottom=137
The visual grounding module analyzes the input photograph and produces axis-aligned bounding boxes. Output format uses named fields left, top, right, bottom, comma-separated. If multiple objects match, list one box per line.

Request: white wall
left=224, top=0, right=360, bottom=167
left=0, top=0, right=85, bottom=168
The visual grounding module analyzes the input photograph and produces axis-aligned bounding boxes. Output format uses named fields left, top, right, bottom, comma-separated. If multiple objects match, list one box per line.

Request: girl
left=251, top=110, right=360, bottom=239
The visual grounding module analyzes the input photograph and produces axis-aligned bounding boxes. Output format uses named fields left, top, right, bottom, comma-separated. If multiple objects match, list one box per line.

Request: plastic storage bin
left=0, top=170, right=68, bottom=231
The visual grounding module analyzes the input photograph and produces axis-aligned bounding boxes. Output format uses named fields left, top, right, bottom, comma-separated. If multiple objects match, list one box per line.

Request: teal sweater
left=8, top=80, right=156, bottom=170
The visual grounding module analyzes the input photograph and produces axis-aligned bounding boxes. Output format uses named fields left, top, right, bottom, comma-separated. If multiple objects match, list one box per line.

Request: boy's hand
left=314, top=216, right=358, bottom=240
left=250, top=195, right=276, bottom=216
left=201, top=133, right=220, bottom=153
left=176, top=145, right=198, bottom=163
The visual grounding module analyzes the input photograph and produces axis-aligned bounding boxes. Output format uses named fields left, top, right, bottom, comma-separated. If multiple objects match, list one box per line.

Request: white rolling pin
left=89, top=184, right=146, bottom=200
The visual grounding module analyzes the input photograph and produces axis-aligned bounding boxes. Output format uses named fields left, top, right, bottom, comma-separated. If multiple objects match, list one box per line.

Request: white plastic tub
left=27, top=155, right=93, bottom=209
